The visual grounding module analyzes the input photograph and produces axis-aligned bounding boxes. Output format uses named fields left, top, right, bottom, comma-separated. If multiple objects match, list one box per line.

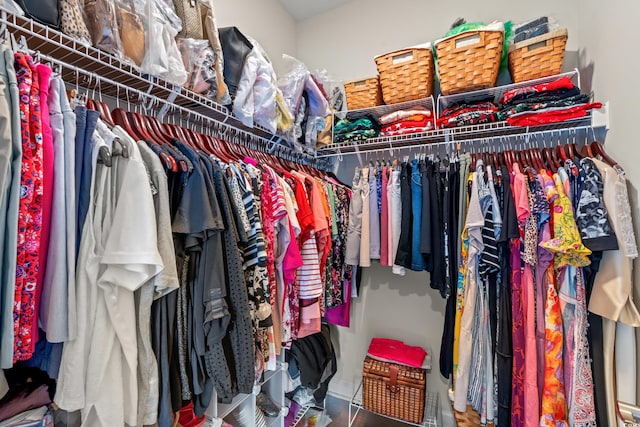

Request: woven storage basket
left=362, top=356, right=426, bottom=424
left=508, top=29, right=568, bottom=83
left=344, top=77, right=383, bottom=110
left=375, top=46, right=435, bottom=104
left=435, top=30, right=504, bottom=95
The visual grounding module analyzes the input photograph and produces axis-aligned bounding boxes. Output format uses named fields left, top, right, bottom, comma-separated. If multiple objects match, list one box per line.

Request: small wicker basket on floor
left=344, top=76, right=383, bottom=110
left=362, top=356, right=426, bottom=424
left=435, top=30, right=504, bottom=95
left=375, top=46, right=435, bottom=104
left=508, top=28, right=568, bottom=83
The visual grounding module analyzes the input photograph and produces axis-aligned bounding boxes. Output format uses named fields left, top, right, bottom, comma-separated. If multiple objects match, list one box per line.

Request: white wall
left=213, top=0, right=297, bottom=75
left=295, top=0, right=579, bottom=81
left=213, top=1, right=640, bottom=424
left=295, top=2, right=578, bottom=426
left=577, top=0, right=640, bottom=401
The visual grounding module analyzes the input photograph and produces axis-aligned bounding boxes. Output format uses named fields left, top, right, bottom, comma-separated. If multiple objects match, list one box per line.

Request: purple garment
left=511, top=238, right=526, bottom=427
left=325, top=276, right=352, bottom=327
left=536, top=222, right=553, bottom=402
left=535, top=175, right=552, bottom=402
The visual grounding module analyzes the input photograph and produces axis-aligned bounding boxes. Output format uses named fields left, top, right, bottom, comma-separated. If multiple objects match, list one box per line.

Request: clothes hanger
left=581, top=142, right=594, bottom=158
left=591, top=140, right=622, bottom=171
left=570, top=131, right=583, bottom=160
left=93, top=79, right=115, bottom=127
left=146, top=116, right=171, bottom=144
left=113, top=107, right=141, bottom=140
left=126, top=111, right=154, bottom=141
left=557, top=144, right=569, bottom=164
left=542, top=148, right=553, bottom=169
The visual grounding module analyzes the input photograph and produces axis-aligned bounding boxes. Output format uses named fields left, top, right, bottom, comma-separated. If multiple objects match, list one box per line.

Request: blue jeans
left=410, top=159, right=425, bottom=271
left=75, top=106, right=99, bottom=252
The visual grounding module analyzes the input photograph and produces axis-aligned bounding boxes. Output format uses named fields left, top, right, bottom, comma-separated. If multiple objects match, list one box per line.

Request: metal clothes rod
left=36, top=53, right=330, bottom=170
left=323, top=124, right=599, bottom=160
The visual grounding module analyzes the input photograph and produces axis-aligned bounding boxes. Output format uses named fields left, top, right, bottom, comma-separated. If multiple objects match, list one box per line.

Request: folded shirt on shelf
left=379, top=107, right=432, bottom=125
left=498, top=76, right=600, bottom=126
left=498, top=93, right=591, bottom=120
left=500, top=76, right=576, bottom=105
left=381, top=114, right=434, bottom=136
left=506, top=102, right=603, bottom=126
left=334, top=128, right=378, bottom=143
left=367, top=337, right=427, bottom=369
left=381, top=126, right=433, bottom=137
left=438, top=101, right=500, bottom=128
left=333, top=112, right=381, bottom=143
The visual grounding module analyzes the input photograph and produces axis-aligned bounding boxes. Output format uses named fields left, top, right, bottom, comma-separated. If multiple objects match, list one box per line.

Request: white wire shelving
left=322, top=69, right=602, bottom=159
left=348, top=381, right=440, bottom=427
left=436, top=69, right=581, bottom=115
left=0, top=7, right=333, bottom=171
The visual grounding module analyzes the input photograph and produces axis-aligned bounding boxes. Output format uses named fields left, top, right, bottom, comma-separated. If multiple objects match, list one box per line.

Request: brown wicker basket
left=435, top=29, right=504, bottom=95
left=375, top=46, right=435, bottom=104
left=362, top=356, right=426, bottom=424
left=508, top=29, right=568, bottom=83
left=344, top=76, right=383, bottom=110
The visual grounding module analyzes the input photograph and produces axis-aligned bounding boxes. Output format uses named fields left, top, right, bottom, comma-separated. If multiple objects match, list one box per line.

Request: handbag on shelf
left=177, top=38, right=217, bottom=96
left=116, top=1, right=145, bottom=66
left=218, top=26, right=253, bottom=98
left=15, top=0, right=61, bottom=29
left=59, top=0, right=91, bottom=45
left=84, top=0, right=123, bottom=57
left=173, top=0, right=203, bottom=39
left=200, top=0, right=230, bottom=104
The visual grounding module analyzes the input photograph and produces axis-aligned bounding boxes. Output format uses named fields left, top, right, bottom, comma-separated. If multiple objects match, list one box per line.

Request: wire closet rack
left=0, top=7, right=333, bottom=171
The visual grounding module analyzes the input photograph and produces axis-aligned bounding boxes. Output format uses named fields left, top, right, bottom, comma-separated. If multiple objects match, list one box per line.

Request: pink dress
left=380, top=167, right=389, bottom=266
left=33, top=64, right=53, bottom=352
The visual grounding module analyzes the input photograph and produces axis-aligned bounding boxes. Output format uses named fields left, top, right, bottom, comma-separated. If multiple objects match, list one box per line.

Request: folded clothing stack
left=437, top=100, right=500, bottom=128
left=379, top=107, right=434, bottom=136
left=513, top=16, right=550, bottom=43
left=333, top=112, right=381, bottom=143
left=498, top=77, right=602, bottom=126
left=367, top=337, right=427, bottom=368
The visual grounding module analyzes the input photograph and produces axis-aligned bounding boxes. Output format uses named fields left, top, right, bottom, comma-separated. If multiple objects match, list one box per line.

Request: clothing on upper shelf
left=379, top=107, right=434, bottom=137
left=438, top=77, right=596, bottom=130
left=333, top=112, right=381, bottom=143
left=438, top=101, right=501, bottom=129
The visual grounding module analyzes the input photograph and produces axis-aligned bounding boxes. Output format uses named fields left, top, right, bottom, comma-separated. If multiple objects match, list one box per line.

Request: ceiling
left=278, top=0, right=350, bottom=20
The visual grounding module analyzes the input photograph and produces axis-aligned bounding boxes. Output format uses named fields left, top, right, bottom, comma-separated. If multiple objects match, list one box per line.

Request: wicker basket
left=508, top=29, right=568, bottom=83
left=375, top=46, right=435, bottom=104
left=344, top=76, right=383, bottom=110
left=362, top=356, right=426, bottom=424
left=435, top=30, right=504, bottom=95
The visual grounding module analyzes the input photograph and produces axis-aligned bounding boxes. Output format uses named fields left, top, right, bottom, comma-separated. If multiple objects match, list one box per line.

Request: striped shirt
left=296, top=230, right=324, bottom=299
